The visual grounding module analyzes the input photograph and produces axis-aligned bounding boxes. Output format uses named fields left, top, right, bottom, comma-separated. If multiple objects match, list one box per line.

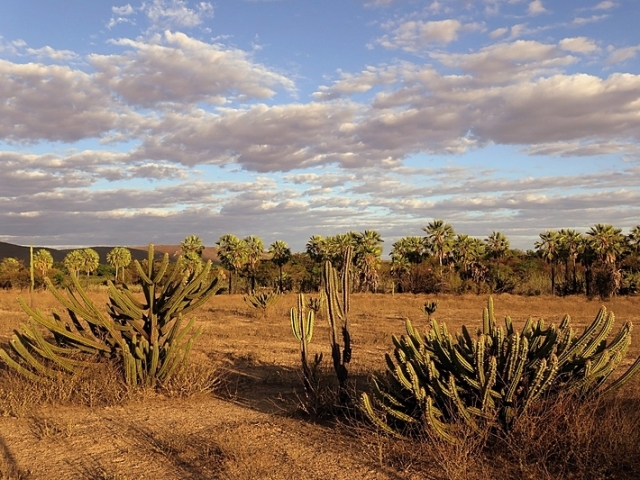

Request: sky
left=1, top=0, right=639, bottom=255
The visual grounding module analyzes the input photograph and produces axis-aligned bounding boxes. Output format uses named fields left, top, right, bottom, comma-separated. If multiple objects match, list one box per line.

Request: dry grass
left=1, top=289, right=640, bottom=479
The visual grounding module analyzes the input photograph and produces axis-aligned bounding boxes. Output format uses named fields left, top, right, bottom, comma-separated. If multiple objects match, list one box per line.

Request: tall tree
left=535, top=230, right=561, bottom=295
left=216, top=234, right=248, bottom=294
left=106, top=247, right=132, bottom=283
left=485, top=231, right=510, bottom=260
left=422, top=219, right=454, bottom=266
left=587, top=224, right=625, bottom=267
left=79, top=248, right=100, bottom=287
left=180, top=235, right=205, bottom=277
left=244, top=236, right=264, bottom=294
left=354, top=230, right=383, bottom=292
left=269, top=240, right=291, bottom=293
left=559, top=229, right=582, bottom=293
left=63, top=250, right=84, bottom=277
left=305, top=235, right=328, bottom=263
left=32, top=249, right=54, bottom=279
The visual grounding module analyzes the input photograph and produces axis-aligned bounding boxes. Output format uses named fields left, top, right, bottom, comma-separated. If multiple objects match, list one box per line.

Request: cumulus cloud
left=558, top=37, right=599, bottom=54
left=142, top=0, right=213, bottom=29
left=90, top=31, right=295, bottom=106
left=527, top=0, right=548, bottom=15
left=376, top=19, right=471, bottom=52
left=0, top=60, right=121, bottom=142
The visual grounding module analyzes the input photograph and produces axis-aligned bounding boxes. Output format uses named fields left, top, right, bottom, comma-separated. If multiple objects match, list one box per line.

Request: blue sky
left=1, top=0, right=639, bottom=254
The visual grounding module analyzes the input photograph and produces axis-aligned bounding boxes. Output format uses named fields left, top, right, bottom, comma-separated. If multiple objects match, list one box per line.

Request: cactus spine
left=323, top=246, right=353, bottom=402
left=0, top=244, right=220, bottom=387
left=361, top=298, right=640, bottom=442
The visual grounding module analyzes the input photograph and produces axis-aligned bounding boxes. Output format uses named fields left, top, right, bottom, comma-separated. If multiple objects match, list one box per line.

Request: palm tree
left=63, top=250, right=84, bottom=277
left=32, top=249, right=54, bottom=280
left=423, top=220, right=454, bottom=266
left=628, top=225, right=640, bottom=255
left=535, top=230, right=561, bottom=295
left=587, top=224, right=625, bottom=267
left=485, top=231, right=510, bottom=260
left=244, top=236, right=264, bottom=294
left=269, top=240, right=291, bottom=293
left=391, top=236, right=425, bottom=265
left=79, top=248, right=100, bottom=287
left=107, top=247, right=132, bottom=283
left=306, top=235, right=328, bottom=263
left=353, top=230, right=383, bottom=292
left=180, top=235, right=205, bottom=278
left=216, top=234, right=249, bottom=294
left=452, top=234, right=476, bottom=277
left=559, top=229, right=582, bottom=293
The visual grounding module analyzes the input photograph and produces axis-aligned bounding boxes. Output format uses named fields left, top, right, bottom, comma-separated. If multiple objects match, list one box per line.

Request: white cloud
left=527, top=0, right=548, bottom=15
left=558, top=37, right=599, bottom=54
left=25, top=46, right=79, bottom=61
left=607, top=45, right=640, bottom=64
left=142, top=0, right=213, bottom=29
left=489, top=27, right=509, bottom=39
left=377, top=19, right=465, bottom=52
left=594, top=1, right=616, bottom=10
left=570, top=14, right=608, bottom=26
left=90, top=31, right=295, bottom=106
left=112, top=4, right=135, bottom=15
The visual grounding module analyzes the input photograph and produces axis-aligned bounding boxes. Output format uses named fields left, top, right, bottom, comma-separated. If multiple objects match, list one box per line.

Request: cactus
left=291, top=293, right=322, bottom=394
left=323, top=246, right=353, bottom=403
left=424, top=300, right=438, bottom=320
left=361, top=297, right=640, bottom=442
left=0, top=244, right=220, bottom=387
left=244, top=291, right=279, bottom=317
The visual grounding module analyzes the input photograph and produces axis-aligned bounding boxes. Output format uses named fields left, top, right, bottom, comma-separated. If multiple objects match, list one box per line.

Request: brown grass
left=1, top=289, right=640, bottom=479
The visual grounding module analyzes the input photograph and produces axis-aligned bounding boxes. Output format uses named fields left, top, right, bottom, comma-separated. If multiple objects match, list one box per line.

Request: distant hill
left=0, top=242, right=163, bottom=265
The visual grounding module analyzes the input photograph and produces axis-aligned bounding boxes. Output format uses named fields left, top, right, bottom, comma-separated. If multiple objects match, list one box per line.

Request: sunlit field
left=1, top=289, right=640, bottom=479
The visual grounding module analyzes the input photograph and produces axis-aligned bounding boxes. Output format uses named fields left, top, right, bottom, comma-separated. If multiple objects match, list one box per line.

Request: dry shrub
left=492, top=393, right=640, bottom=480
left=0, top=360, right=131, bottom=416
left=159, top=359, right=225, bottom=398
left=355, top=392, right=640, bottom=480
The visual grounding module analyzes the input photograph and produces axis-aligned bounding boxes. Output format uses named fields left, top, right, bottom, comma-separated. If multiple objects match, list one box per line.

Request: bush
left=361, top=297, right=640, bottom=443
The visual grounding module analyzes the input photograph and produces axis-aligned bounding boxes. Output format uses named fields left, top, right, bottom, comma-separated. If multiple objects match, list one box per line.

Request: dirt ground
left=1, top=290, right=640, bottom=479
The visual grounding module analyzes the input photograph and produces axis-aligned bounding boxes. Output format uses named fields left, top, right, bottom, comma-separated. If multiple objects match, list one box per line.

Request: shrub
left=361, top=298, right=640, bottom=443
left=0, top=244, right=220, bottom=388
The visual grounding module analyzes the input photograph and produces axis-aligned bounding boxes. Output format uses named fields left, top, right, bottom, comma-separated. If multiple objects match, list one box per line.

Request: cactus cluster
left=361, top=298, right=640, bottom=442
left=0, top=244, right=220, bottom=387
left=244, top=291, right=279, bottom=316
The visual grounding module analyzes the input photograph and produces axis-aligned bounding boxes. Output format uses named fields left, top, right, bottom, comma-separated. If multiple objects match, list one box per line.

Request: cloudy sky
left=1, top=0, right=639, bottom=254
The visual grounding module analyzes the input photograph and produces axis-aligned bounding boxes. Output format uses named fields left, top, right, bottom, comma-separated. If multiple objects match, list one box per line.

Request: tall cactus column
left=323, top=246, right=353, bottom=403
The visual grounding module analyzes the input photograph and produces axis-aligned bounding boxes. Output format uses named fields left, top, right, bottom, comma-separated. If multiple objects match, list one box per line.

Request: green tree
left=587, top=224, right=625, bottom=267
left=216, top=234, right=248, bottom=294
left=269, top=240, right=291, bottom=293
left=106, top=247, right=132, bottom=283
left=63, top=250, right=84, bottom=277
left=354, top=230, right=383, bottom=292
left=423, top=219, right=454, bottom=266
left=244, top=236, right=264, bottom=293
left=180, top=235, right=205, bottom=277
left=559, top=229, right=582, bottom=293
left=79, top=248, right=100, bottom=285
left=485, top=231, right=510, bottom=260
left=32, top=249, right=54, bottom=279
left=535, top=230, right=561, bottom=295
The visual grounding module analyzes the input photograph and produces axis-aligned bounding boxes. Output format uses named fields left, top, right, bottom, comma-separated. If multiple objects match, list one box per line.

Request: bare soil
left=1, top=290, right=639, bottom=479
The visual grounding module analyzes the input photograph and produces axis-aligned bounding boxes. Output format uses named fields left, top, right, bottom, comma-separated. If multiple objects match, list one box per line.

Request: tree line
left=1, top=222, right=639, bottom=298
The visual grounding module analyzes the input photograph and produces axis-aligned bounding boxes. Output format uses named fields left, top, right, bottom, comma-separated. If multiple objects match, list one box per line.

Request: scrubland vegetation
left=1, top=225, right=640, bottom=479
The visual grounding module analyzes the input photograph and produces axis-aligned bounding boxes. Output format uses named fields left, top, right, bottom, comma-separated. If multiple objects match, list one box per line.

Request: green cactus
left=291, top=293, right=322, bottom=394
left=323, top=246, right=353, bottom=403
left=244, top=291, right=279, bottom=317
left=0, top=244, right=220, bottom=387
left=361, top=297, right=640, bottom=442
